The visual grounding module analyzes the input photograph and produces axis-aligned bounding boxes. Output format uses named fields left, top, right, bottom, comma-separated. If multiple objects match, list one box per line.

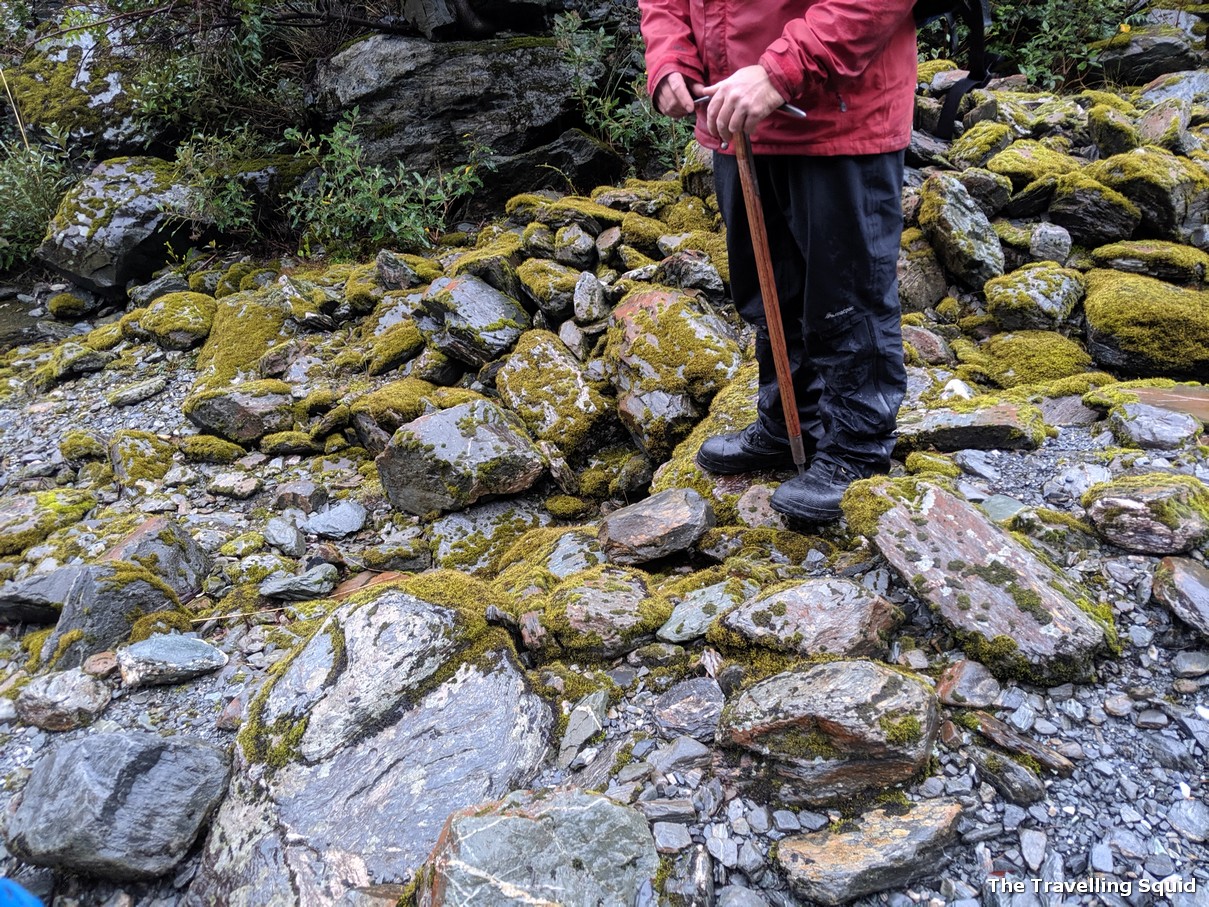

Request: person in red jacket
left=640, top=0, right=917, bottom=522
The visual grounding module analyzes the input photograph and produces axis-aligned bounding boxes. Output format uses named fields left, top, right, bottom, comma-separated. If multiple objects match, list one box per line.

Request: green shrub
left=918, top=0, right=1147, bottom=90
left=0, top=131, right=74, bottom=271
left=554, top=10, right=694, bottom=175
left=283, top=110, right=490, bottom=259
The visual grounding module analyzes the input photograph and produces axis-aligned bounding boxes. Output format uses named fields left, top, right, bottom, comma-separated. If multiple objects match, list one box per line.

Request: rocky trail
left=1, top=15, right=1209, bottom=907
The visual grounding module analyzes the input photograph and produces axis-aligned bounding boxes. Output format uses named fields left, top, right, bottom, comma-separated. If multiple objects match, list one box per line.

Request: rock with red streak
left=717, top=660, right=938, bottom=806
left=776, top=800, right=964, bottom=905
left=936, top=659, right=1002, bottom=708
left=1083, top=473, right=1209, bottom=554
left=855, top=479, right=1109, bottom=683
left=599, top=488, right=715, bottom=565
left=716, top=578, right=899, bottom=659
left=1153, top=556, right=1209, bottom=637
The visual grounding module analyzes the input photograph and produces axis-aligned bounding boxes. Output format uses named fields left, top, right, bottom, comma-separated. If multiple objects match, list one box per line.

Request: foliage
left=283, top=110, right=490, bottom=259
left=554, top=10, right=693, bottom=175
left=918, top=0, right=1148, bottom=90
left=164, top=126, right=268, bottom=240
left=0, top=127, right=74, bottom=271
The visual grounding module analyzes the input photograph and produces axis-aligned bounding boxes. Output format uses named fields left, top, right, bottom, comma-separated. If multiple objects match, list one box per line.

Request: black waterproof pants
left=714, top=150, right=908, bottom=473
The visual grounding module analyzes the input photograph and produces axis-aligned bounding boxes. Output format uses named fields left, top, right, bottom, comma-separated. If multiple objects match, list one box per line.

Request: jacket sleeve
left=639, top=0, right=705, bottom=97
left=759, top=0, right=916, bottom=103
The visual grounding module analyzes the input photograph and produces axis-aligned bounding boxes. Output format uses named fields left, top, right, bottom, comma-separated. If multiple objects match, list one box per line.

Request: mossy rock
left=1084, top=146, right=1209, bottom=242
left=960, top=331, right=1094, bottom=390
left=987, top=140, right=1082, bottom=190
left=47, top=291, right=97, bottom=320
left=109, top=430, right=177, bottom=486
left=1082, top=472, right=1209, bottom=554
left=139, top=291, right=219, bottom=350
left=496, top=330, right=614, bottom=459
left=948, top=121, right=1014, bottom=171
left=349, top=377, right=479, bottom=432
left=983, top=262, right=1086, bottom=331
left=448, top=232, right=524, bottom=298
left=1088, top=104, right=1142, bottom=158
left=516, top=258, right=579, bottom=318
left=1047, top=171, right=1142, bottom=247
left=366, top=321, right=426, bottom=376
left=343, top=263, right=382, bottom=314
left=180, top=435, right=247, bottom=464
left=1083, top=269, right=1209, bottom=379
left=0, top=489, right=97, bottom=557
left=1089, top=239, right=1209, bottom=284
left=59, top=430, right=108, bottom=464
left=534, top=564, right=673, bottom=660
left=192, top=289, right=290, bottom=392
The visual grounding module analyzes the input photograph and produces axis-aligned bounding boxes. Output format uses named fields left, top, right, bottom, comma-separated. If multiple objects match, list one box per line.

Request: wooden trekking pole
left=733, top=131, right=808, bottom=476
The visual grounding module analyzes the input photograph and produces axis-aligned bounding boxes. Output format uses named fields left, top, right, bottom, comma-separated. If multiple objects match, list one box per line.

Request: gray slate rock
left=558, top=689, right=609, bottom=768
left=187, top=588, right=551, bottom=905
left=896, top=403, right=1045, bottom=452
left=864, top=482, right=1108, bottom=683
left=15, top=668, right=111, bottom=731
left=4, top=732, right=230, bottom=880
left=599, top=488, right=715, bottom=565
left=918, top=172, right=1005, bottom=289
left=776, top=800, right=964, bottom=905
left=936, top=659, right=1001, bottom=708
left=1109, top=402, right=1202, bottom=449
left=1155, top=553, right=1209, bottom=638
left=1084, top=475, right=1209, bottom=554
left=101, top=516, right=212, bottom=600
left=1093, top=27, right=1203, bottom=85
left=423, top=275, right=530, bottom=367
left=264, top=516, right=306, bottom=556
left=432, top=498, right=552, bottom=573
left=658, top=577, right=760, bottom=644
left=184, top=384, right=296, bottom=444
left=415, top=790, right=659, bottom=907
left=653, top=677, right=725, bottom=742
left=377, top=399, right=545, bottom=515
left=718, top=660, right=938, bottom=805
left=718, top=577, right=899, bottom=658
left=969, top=745, right=1047, bottom=804
left=302, top=501, right=367, bottom=539
left=38, top=158, right=191, bottom=294
left=117, top=635, right=228, bottom=689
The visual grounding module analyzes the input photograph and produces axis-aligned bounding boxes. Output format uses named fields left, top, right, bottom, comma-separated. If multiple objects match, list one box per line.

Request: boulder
left=987, top=140, right=1082, bottom=190
left=4, top=732, right=230, bottom=880
left=1090, top=239, right=1209, bottom=284
left=983, top=262, right=1085, bottom=331
left=1085, top=147, right=1209, bottom=244
left=99, top=517, right=211, bottom=600
left=38, top=157, right=191, bottom=294
left=850, top=481, right=1111, bottom=683
left=1083, top=473, right=1209, bottom=554
left=598, top=488, right=715, bottom=565
left=776, top=801, right=963, bottom=905
left=430, top=497, right=552, bottom=573
left=717, top=660, right=939, bottom=805
left=523, top=565, right=671, bottom=659
left=314, top=35, right=579, bottom=173
left=897, top=228, right=949, bottom=313
left=423, top=275, right=530, bottom=367
left=1083, top=271, right=1209, bottom=379
left=1092, top=26, right=1203, bottom=85
left=138, top=292, right=218, bottom=350
left=895, top=402, right=1047, bottom=452
left=1153, top=557, right=1209, bottom=638
left=604, top=289, right=741, bottom=460
left=715, top=578, right=898, bottom=658
left=376, top=399, right=545, bottom=515
left=1109, top=402, right=1202, bottom=449
left=108, top=430, right=177, bottom=486
left=1047, top=172, right=1142, bottom=247
left=14, top=668, right=111, bottom=731
left=116, top=635, right=228, bottom=688
left=183, top=381, right=297, bottom=444
left=415, top=790, right=659, bottom=906
left=187, top=586, right=550, bottom=904
left=658, top=576, right=761, bottom=644
left=496, top=330, right=614, bottom=459
left=917, top=173, right=1004, bottom=289
left=0, top=489, right=95, bottom=564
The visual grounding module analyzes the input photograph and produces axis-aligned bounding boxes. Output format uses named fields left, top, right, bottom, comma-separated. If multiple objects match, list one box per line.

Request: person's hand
left=653, top=72, right=705, bottom=119
left=700, top=65, right=786, bottom=141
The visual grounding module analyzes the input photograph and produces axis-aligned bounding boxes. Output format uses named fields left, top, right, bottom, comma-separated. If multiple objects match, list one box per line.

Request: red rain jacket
left=640, top=0, right=919, bottom=156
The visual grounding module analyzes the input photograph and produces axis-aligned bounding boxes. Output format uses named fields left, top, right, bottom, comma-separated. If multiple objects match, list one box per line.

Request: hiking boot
left=695, top=423, right=801, bottom=475
left=770, top=457, right=867, bottom=523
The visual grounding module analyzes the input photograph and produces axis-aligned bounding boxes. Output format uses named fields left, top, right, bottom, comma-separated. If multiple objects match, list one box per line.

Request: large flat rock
left=857, top=481, right=1110, bottom=683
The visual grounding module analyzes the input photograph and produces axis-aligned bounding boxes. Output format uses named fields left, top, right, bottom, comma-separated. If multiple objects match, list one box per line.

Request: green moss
left=1090, top=239, right=1209, bottom=283
left=955, top=331, right=1093, bottom=389
left=545, top=495, right=596, bottom=520
left=259, top=431, right=321, bottom=456
left=101, top=560, right=181, bottom=607
left=505, top=194, right=625, bottom=229
left=47, top=292, right=90, bottom=320
left=180, top=434, right=246, bottom=464
left=139, top=291, right=219, bottom=350
left=879, top=712, right=923, bottom=744
left=904, top=451, right=961, bottom=478
left=917, top=58, right=958, bottom=83
left=947, top=121, right=1013, bottom=170
left=109, top=430, right=177, bottom=484
left=20, top=628, right=55, bottom=673
left=1083, top=269, right=1209, bottom=378
left=59, top=430, right=107, bottom=463
left=366, top=320, right=425, bottom=376
left=342, top=263, right=381, bottom=314
left=1082, top=472, right=1209, bottom=531
left=839, top=476, right=947, bottom=538
left=191, top=289, right=289, bottom=391
left=0, top=489, right=97, bottom=557
left=128, top=610, right=194, bottom=642
left=987, top=140, right=1082, bottom=189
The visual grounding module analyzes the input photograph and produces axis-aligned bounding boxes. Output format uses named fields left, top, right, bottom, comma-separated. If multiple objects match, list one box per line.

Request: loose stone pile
left=1, top=14, right=1209, bottom=907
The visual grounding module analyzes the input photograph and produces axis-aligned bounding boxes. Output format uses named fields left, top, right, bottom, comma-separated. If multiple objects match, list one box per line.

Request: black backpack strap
left=933, top=0, right=995, bottom=139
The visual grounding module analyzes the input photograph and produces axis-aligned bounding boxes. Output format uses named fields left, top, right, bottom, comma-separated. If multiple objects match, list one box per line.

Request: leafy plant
left=283, top=111, right=491, bottom=259
left=0, top=133, right=74, bottom=271
left=554, top=10, right=693, bottom=174
left=163, top=126, right=270, bottom=241
left=918, top=0, right=1148, bottom=90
